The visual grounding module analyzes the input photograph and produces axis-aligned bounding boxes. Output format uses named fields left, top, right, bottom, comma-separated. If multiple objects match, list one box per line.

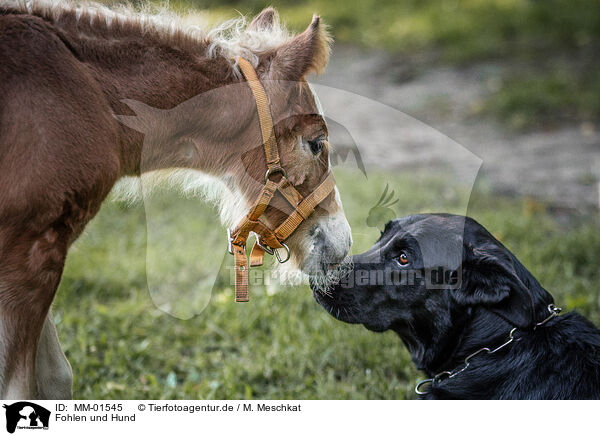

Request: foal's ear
left=248, top=7, right=277, bottom=31
left=269, top=15, right=331, bottom=80
left=453, top=242, right=536, bottom=329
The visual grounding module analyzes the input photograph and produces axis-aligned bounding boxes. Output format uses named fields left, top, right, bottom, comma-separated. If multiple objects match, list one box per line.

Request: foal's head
left=118, top=8, right=352, bottom=282
left=228, top=9, right=352, bottom=279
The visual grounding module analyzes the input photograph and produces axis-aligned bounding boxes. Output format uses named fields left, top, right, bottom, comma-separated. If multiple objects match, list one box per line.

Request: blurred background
left=55, top=0, right=599, bottom=399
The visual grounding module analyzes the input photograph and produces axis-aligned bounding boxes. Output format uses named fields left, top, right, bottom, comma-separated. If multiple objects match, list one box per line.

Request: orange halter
left=227, top=58, right=336, bottom=302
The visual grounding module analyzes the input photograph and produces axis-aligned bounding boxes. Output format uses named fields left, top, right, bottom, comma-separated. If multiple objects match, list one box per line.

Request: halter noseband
left=227, top=57, right=336, bottom=302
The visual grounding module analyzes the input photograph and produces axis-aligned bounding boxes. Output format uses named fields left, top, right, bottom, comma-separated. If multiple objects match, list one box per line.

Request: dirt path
left=316, top=46, right=600, bottom=211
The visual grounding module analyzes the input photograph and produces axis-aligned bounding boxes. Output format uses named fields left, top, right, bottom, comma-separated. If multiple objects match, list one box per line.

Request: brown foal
left=0, top=2, right=351, bottom=399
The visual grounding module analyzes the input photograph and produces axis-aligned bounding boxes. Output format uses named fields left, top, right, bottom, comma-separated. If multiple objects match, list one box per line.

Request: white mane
left=111, top=170, right=248, bottom=229
left=206, top=13, right=290, bottom=71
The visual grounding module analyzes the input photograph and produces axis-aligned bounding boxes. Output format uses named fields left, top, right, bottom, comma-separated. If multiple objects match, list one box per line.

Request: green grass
left=53, top=168, right=600, bottom=399
left=486, top=67, right=600, bottom=129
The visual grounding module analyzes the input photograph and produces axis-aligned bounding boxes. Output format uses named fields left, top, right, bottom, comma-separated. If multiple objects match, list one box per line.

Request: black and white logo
left=3, top=402, right=50, bottom=433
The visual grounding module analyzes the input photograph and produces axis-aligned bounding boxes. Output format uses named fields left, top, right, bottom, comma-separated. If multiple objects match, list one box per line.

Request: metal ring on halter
left=274, top=243, right=290, bottom=263
left=265, top=167, right=287, bottom=183
left=255, top=237, right=275, bottom=256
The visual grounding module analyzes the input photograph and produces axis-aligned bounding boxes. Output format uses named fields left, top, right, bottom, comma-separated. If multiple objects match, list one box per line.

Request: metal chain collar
left=415, top=303, right=562, bottom=395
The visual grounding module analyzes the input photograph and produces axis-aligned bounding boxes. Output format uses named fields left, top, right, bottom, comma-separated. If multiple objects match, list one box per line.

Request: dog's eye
left=397, top=252, right=410, bottom=266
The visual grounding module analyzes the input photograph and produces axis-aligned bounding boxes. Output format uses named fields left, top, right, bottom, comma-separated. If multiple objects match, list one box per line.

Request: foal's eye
left=305, top=137, right=325, bottom=155
left=396, top=252, right=410, bottom=266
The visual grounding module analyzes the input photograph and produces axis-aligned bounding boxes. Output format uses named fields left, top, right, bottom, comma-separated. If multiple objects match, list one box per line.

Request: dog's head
left=311, top=213, right=554, bottom=370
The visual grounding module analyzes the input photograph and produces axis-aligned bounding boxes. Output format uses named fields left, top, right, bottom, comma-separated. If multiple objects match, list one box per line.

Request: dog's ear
left=453, top=241, right=536, bottom=329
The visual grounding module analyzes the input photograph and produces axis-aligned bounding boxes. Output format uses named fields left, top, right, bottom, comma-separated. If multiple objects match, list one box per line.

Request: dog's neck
left=423, top=310, right=568, bottom=399
left=408, top=308, right=517, bottom=399
left=455, top=308, right=516, bottom=359
left=409, top=307, right=514, bottom=376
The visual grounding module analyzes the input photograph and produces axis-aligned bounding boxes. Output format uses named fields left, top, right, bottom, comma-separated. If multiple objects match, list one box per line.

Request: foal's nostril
left=322, top=237, right=348, bottom=266
left=305, top=214, right=352, bottom=275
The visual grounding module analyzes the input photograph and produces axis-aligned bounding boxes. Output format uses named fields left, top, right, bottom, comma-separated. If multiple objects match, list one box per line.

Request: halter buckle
left=255, top=237, right=275, bottom=256
left=227, top=229, right=236, bottom=255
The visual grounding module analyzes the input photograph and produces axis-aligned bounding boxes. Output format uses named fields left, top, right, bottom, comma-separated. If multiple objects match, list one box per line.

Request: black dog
left=312, top=214, right=600, bottom=399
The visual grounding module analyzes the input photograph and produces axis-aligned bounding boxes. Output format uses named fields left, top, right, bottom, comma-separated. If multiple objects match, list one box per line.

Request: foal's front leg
left=35, top=310, right=72, bottom=399
left=0, top=229, right=68, bottom=399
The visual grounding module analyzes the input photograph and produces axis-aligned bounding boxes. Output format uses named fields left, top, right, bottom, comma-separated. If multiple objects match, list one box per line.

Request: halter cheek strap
left=227, top=57, right=336, bottom=302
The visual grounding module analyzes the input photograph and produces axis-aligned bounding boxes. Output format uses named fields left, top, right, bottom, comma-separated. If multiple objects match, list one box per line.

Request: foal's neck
left=62, top=26, right=241, bottom=174
left=88, top=41, right=236, bottom=111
